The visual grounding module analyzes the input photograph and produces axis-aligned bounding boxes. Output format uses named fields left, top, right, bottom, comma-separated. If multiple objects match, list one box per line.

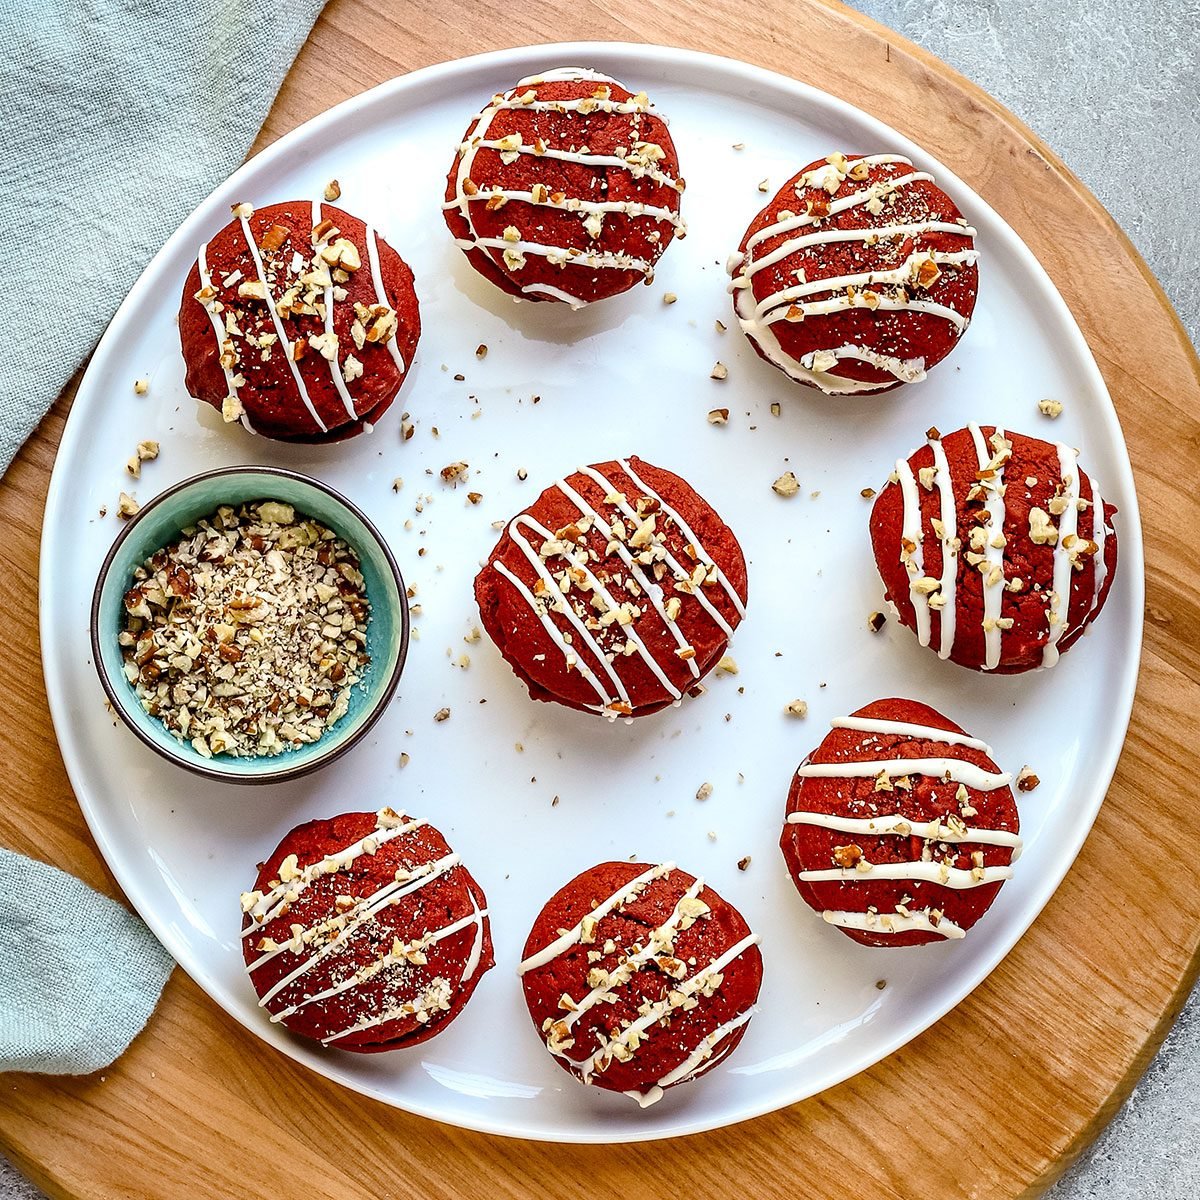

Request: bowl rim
left=89, top=464, right=410, bottom=785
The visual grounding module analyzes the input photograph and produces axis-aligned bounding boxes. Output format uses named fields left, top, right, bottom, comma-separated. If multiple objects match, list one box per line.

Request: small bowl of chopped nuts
left=91, top=466, right=408, bottom=782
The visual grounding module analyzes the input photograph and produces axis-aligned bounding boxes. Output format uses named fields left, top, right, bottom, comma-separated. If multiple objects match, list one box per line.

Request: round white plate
left=40, top=42, right=1143, bottom=1143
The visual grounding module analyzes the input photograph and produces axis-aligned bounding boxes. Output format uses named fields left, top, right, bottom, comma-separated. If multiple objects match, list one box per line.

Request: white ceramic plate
left=40, top=42, right=1143, bottom=1143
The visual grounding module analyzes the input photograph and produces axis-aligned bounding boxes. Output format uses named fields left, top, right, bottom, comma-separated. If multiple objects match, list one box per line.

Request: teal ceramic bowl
left=90, top=466, right=408, bottom=783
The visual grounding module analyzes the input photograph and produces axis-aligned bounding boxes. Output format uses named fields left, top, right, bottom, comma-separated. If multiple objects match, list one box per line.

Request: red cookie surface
left=475, top=455, right=748, bottom=719
left=519, top=861, right=763, bottom=1105
left=180, top=199, right=420, bottom=442
left=443, top=67, right=684, bottom=307
left=870, top=424, right=1118, bottom=673
left=728, top=153, right=977, bottom=394
left=240, top=809, right=492, bottom=1052
left=780, top=698, right=1021, bottom=947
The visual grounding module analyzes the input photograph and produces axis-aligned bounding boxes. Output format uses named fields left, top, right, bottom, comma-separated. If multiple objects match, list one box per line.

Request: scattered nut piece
left=784, top=699, right=808, bottom=718
left=1038, top=398, right=1064, bottom=419
left=707, top=408, right=729, bottom=425
left=737, top=855, right=751, bottom=871
left=772, top=471, right=800, bottom=497
left=434, top=707, right=451, bottom=723
left=1016, top=766, right=1041, bottom=792
left=663, top=292, right=678, bottom=305
left=696, top=782, right=713, bottom=801
left=868, top=610, right=887, bottom=633
left=117, top=492, right=140, bottom=518
left=324, top=179, right=341, bottom=202
left=710, top=361, right=728, bottom=381
left=133, top=378, right=149, bottom=396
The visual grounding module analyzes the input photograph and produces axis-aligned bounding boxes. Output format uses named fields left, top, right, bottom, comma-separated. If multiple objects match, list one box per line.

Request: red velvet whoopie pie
left=180, top=199, right=420, bottom=442
left=240, top=808, right=492, bottom=1052
left=870, top=423, right=1118, bottom=673
left=444, top=67, right=685, bottom=307
left=728, top=152, right=977, bottom=394
left=519, top=861, right=762, bottom=1106
left=475, top=455, right=748, bottom=720
left=781, top=698, right=1021, bottom=947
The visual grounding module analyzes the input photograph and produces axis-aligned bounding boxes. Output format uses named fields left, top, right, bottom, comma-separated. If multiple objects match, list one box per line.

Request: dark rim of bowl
left=89, top=465, right=410, bottom=785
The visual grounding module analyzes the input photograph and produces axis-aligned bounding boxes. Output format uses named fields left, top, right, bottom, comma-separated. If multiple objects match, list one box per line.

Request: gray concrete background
left=2, top=2, right=1196, bottom=1195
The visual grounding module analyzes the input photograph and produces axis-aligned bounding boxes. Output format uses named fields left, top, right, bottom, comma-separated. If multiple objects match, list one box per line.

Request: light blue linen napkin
left=0, top=0, right=327, bottom=1070
left=0, top=0, right=328, bottom=474
left=0, top=849, right=174, bottom=1073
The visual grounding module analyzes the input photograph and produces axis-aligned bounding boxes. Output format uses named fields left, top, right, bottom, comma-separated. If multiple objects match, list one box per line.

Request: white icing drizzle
left=579, top=461, right=743, bottom=633
left=518, top=862, right=676, bottom=975
left=196, top=242, right=254, bottom=433
left=796, top=757, right=1011, bottom=790
left=830, top=715, right=990, bottom=751
left=1041, top=442, right=1082, bottom=668
left=493, top=459, right=744, bottom=718
left=929, top=436, right=958, bottom=657
left=728, top=154, right=977, bottom=393
left=509, top=511, right=682, bottom=701
left=968, top=422, right=1008, bottom=670
left=269, top=898, right=484, bottom=1022
left=237, top=214, right=326, bottom=433
left=452, top=234, right=653, bottom=274
left=551, top=875, right=707, bottom=1041
left=363, top=222, right=407, bottom=372
left=822, top=909, right=966, bottom=940
left=785, top=810, right=1022, bottom=850
left=448, top=68, right=682, bottom=307
left=745, top=220, right=974, bottom=275
left=612, top=458, right=746, bottom=620
left=555, top=477, right=700, bottom=678
left=467, top=140, right=681, bottom=190
left=753, top=251, right=976, bottom=328
left=252, top=852, right=462, bottom=1006
left=493, top=559, right=618, bottom=711
left=241, top=814, right=425, bottom=931
left=895, top=458, right=930, bottom=646
left=625, top=1007, right=756, bottom=1107
left=312, top=200, right=358, bottom=422
left=317, top=899, right=489, bottom=1044
left=797, top=862, right=1012, bottom=889
left=571, top=934, right=759, bottom=1084
left=1090, top=474, right=1108, bottom=612
left=441, top=187, right=682, bottom=237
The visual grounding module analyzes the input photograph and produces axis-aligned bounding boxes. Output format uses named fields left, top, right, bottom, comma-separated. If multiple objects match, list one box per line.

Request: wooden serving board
left=3, top=1, right=1198, bottom=1195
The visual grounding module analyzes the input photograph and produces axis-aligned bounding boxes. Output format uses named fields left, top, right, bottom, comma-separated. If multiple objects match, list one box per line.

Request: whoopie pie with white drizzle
left=728, top=152, right=977, bottom=394
left=180, top=199, right=420, bottom=442
left=443, top=67, right=685, bottom=307
left=870, top=424, right=1119, bottom=673
left=240, top=808, right=492, bottom=1052
left=474, top=455, right=748, bottom=720
left=519, top=861, right=763, bottom=1106
left=781, top=698, right=1021, bottom=946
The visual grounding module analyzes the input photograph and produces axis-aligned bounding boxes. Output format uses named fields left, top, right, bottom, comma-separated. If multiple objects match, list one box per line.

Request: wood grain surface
left=3, top=1, right=1199, bottom=1197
